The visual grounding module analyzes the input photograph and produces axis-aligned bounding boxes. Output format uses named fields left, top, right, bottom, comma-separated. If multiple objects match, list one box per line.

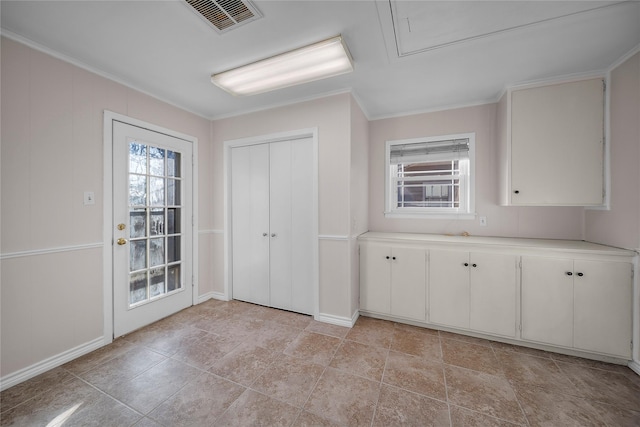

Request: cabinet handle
left=385, top=256, right=390, bottom=260
left=263, top=233, right=268, bottom=237
left=514, top=190, right=520, bottom=194
left=463, top=263, right=469, bottom=267
left=271, top=233, right=277, bottom=238
left=576, top=272, right=584, bottom=277
left=392, top=256, right=396, bottom=260
left=472, top=263, right=477, bottom=268
left=566, top=271, right=573, bottom=276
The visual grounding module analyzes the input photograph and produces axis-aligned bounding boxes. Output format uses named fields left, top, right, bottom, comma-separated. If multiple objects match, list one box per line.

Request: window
left=385, top=133, right=475, bottom=218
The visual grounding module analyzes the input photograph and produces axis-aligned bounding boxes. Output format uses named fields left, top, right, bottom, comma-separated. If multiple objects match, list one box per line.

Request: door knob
left=117, top=238, right=127, bottom=245
left=117, top=223, right=126, bottom=231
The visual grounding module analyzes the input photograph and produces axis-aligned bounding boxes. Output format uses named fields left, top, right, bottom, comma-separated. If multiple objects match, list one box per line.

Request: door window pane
left=149, top=238, right=165, bottom=267
left=150, top=209, right=165, bottom=236
left=149, top=177, right=165, bottom=206
left=167, top=179, right=180, bottom=206
left=130, top=240, right=147, bottom=271
left=168, top=236, right=180, bottom=263
left=149, top=147, right=165, bottom=176
left=167, top=208, right=180, bottom=234
left=168, top=265, right=180, bottom=292
left=129, top=175, right=147, bottom=206
left=130, top=271, right=148, bottom=304
left=130, top=209, right=147, bottom=238
left=149, top=268, right=166, bottom=298
left=129, top=142, right=147, bottom=174
left=168, top=151, right=180, bottom=177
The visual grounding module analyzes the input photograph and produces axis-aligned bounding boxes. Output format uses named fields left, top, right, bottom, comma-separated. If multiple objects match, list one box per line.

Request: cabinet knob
left=463, top=263, right=469, bottom=267
left=514, top=190, right=520, bottom=194
left=263, top=233, right=268, bottom=237
left=576, top=272, right=584, bottom=277
left=472, top=263, right=477, bottom=268
left=385, top=256, right=390, bottom=260
left=392, top=256, right=396, bottom=260
left=566, top=271, right=573, bottom=276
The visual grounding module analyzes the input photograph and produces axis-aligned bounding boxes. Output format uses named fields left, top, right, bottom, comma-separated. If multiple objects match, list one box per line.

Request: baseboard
left=197, top=291, right=229, bottom=304
left=314, top=310, right=358, bottom=328
left=629, top=360, right=640, bottom=377
left=0, top=336, right=104, bottom=391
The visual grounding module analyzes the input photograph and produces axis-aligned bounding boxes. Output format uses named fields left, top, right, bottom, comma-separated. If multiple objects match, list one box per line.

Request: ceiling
left=1, top=1, right=639, bottom=120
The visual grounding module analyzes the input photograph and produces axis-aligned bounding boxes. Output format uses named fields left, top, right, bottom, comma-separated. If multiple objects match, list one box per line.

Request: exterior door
left=113, top=121, right=193, bottom=337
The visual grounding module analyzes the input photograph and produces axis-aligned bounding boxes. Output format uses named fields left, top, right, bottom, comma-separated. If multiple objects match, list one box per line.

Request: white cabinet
left=360, top=244, right=426, bottom=321
left=429, top=250, right=516, bottom=337
left=358, top=232, right=635, bottom=360
left=521, top=256, right=632, bottom=358
left=231, top=137, right=315, bottom=315
left=499, top=78, right=605, bottom=206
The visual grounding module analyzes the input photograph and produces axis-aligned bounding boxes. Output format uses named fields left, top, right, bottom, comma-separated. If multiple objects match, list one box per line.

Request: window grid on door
left=128, top=141, right=183, bottom=308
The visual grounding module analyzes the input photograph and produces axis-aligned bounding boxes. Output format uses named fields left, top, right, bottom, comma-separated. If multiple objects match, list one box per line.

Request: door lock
left=117, top=223, right=126, bottom=231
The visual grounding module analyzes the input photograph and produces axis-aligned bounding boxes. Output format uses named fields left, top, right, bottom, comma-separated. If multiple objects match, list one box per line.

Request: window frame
left=384, top=132, right=476, bottom=219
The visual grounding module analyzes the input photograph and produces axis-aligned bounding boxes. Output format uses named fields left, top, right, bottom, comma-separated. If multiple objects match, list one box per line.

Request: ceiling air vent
left=184, top=0, right=262, bottom=34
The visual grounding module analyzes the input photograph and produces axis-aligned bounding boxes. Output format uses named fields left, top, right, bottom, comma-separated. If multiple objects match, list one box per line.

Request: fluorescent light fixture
left=211, top=35, right=354, bottom=96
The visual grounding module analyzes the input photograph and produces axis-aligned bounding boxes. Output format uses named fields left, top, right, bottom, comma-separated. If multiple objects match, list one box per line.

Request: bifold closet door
left=231, top=143, right=270, bottom=306
left=269, top=138, right=314, bottom=314
left=231, top=137, right=314, bottom=315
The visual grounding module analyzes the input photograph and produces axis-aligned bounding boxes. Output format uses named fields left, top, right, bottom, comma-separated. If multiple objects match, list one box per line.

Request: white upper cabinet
left=499, top=78, right=605, bottom=206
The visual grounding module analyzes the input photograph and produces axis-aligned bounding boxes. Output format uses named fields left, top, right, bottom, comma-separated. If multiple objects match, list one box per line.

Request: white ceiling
left=1, top=1, right=639, bottom=120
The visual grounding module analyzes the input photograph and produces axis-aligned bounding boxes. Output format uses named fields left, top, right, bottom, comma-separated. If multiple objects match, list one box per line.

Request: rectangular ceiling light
left=211, top=35, right=354, bottom=96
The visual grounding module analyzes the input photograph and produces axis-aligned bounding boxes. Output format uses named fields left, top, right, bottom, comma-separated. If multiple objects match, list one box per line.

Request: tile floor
left=2, top=299, right=640, bottom=426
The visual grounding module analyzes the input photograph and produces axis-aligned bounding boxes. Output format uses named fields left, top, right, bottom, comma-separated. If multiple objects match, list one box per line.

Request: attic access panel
left=388, top=0, right=619, bottom=56
left=184, top=0, right=262, bottom=34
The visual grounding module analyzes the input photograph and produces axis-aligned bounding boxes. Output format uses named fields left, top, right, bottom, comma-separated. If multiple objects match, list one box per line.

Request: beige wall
left=368, top=104, right=585, bottom=239
left=211, top=93, right=355, bottom=320
left=349, top=96, right=370, bottom=317
left=585, top=52, right=640, bottom=250
left=0, top=37, right=214, bottom=378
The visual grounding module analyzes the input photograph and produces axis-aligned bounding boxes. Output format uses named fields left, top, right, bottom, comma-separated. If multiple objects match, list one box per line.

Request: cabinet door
left=573, top=260, right=632, bottom=357
left=231, top=144, right=270, bottom=306
left=469, top=253, right=517, bottom=337
left=360, top=243, right=391, bottom=314
left=521, top=256, right=574, bottom=347
left=429, top=250, right=470, bottom=329
left=510, top=78, right=604, bottom=205
left=390, top=247, right=426, bottom=321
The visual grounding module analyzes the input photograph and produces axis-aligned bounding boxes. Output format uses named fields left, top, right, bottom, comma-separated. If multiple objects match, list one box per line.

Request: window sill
left=384, top=211, right=476, bottom=220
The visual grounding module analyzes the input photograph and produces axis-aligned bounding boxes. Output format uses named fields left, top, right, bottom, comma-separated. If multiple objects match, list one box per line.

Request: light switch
left=84, top=191, right=95, bottom=206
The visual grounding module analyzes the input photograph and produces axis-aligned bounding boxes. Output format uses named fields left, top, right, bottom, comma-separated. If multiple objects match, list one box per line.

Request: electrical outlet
left=479, top=216, right=487, bottom=227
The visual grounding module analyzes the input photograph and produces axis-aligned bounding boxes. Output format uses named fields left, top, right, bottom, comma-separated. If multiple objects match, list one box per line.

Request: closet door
left=231, top=144, right=270, bottom=306
left=269, top=137, right=314, bottom=314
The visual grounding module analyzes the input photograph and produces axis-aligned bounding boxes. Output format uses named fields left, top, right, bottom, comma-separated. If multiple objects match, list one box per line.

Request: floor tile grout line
left=441, top=352, right=453, bottom=427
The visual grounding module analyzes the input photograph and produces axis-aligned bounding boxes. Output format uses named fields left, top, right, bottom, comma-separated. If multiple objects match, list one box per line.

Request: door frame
left=103, top=111, right=199, bottom=343
left=223, top=128, right=319, bottom=318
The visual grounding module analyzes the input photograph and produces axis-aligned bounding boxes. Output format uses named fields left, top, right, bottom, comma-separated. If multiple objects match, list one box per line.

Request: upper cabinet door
left=508, top=78, right=604, bottom=206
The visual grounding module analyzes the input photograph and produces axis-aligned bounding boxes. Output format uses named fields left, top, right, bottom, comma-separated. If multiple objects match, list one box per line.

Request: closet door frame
left=223, top=128, right=319, bottom=317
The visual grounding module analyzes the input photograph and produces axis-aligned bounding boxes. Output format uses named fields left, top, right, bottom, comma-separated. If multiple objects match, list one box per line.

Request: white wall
left=0, top=37, right=214, bottom=380
left=368, top=104, right=585, bottom=239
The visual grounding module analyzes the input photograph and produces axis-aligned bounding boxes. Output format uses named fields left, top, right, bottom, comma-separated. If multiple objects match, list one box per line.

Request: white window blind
left=390, top=138, right=469, bottom=164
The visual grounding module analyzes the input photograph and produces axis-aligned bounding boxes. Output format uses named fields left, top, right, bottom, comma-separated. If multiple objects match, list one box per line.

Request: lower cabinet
left=429, top=250, right=516, bottom=337
left=360, top=243, right=426, bottom=321
left=522, top=256, right=632, bottom=358
left=359, top=232, right=635, bottom=360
